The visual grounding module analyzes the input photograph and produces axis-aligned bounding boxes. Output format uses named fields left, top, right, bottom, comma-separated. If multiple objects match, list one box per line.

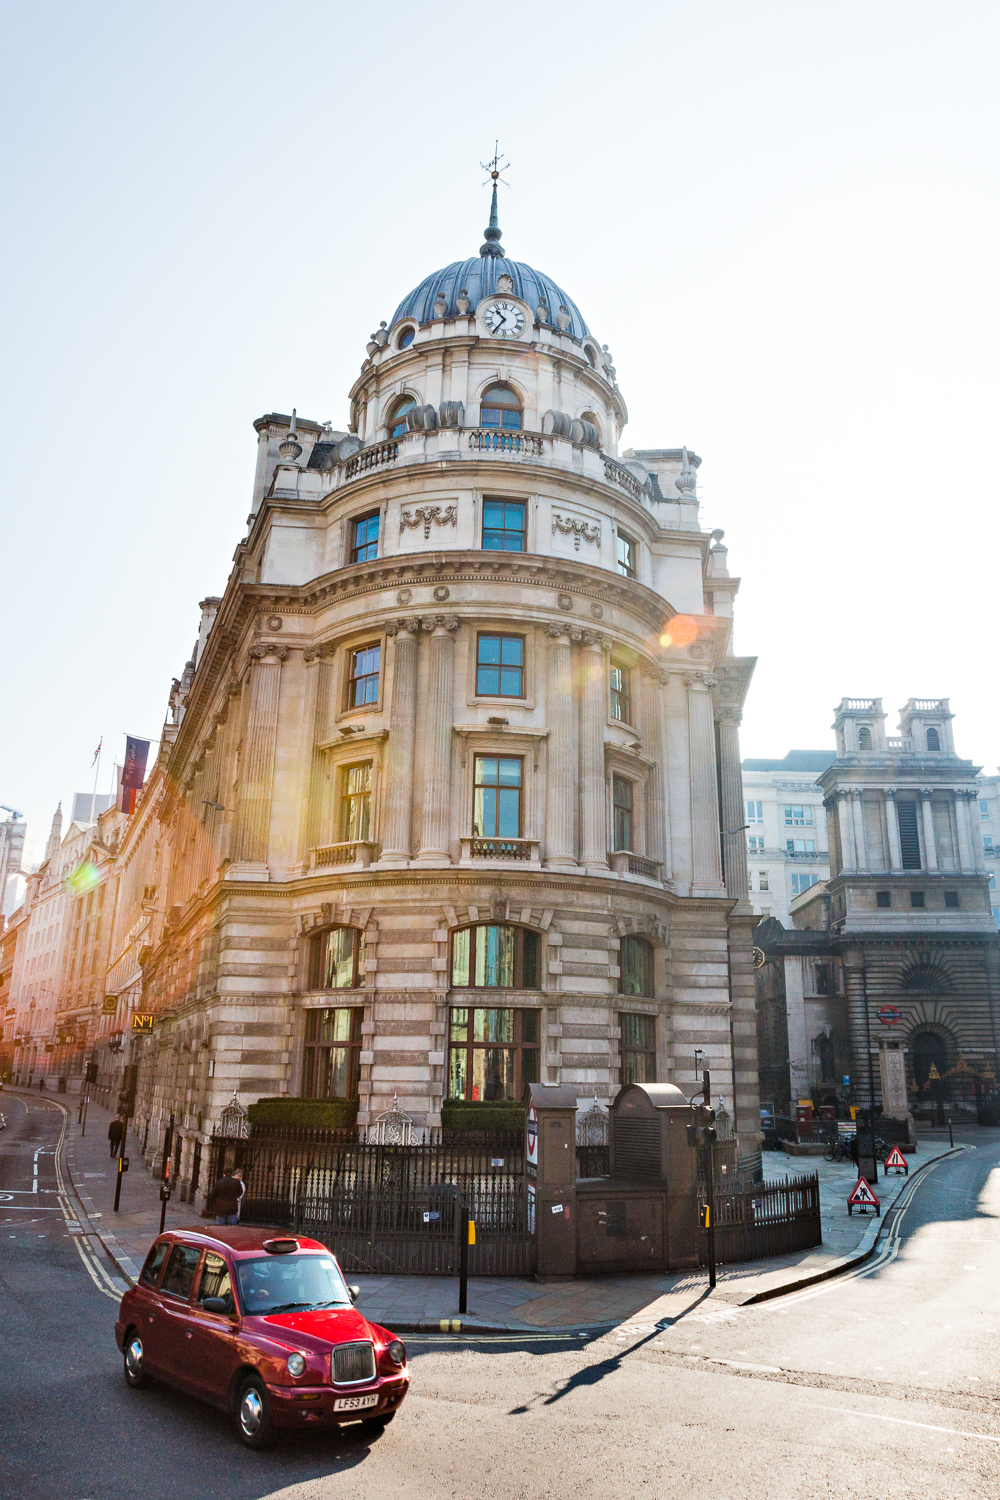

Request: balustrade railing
left=345, top=439, right=398, bottom=478
left=466, top=428, right=543, bottom=456
left=462, top=836, right=539, bottom=862
left=309, top=841, right=379, bottom=869
left=603, top=455, right=646, bottom=502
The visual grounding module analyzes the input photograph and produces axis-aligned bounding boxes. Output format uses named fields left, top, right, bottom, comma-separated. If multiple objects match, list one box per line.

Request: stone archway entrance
left=910, top=1028, right=951, bottom=1125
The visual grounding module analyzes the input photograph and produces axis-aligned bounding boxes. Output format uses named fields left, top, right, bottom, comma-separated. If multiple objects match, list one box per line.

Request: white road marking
left=793, top=1402, right=1000, bottom=1444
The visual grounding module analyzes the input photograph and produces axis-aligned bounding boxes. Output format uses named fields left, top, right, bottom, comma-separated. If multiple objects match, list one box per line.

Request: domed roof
left=390, top=255, right=590, bottom=341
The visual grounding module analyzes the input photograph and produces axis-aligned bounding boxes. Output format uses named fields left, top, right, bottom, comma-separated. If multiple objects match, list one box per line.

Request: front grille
left=332, top=1342, right=377, bottom=1385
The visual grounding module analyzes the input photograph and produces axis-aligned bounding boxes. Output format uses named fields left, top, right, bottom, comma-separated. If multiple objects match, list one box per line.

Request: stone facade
left=80, top=206, right=762, bottom=1199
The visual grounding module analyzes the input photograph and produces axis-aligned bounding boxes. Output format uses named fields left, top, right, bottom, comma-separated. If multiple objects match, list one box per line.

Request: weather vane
left=481, top=141, right=510, bottom=190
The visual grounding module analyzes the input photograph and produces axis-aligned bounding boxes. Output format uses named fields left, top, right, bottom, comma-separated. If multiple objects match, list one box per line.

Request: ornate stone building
left=121, top=192, right=761, bottom=1193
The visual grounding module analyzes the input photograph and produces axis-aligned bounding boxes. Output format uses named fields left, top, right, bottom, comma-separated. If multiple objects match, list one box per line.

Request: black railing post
left=459, top=1199, right=471, bottom=1315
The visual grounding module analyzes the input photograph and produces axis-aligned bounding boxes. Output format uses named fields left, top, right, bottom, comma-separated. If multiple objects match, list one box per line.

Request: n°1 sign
left=877, top=1005, right=901, bottom=1027
left=132, top=1013, right=154, bottom=1034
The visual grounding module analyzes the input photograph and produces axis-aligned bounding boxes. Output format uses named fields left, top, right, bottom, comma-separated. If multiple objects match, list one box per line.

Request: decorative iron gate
left=209, top=1129, right=535, bottom=1276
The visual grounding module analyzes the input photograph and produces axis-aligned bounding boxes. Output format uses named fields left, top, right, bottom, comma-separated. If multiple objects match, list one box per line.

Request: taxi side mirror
left=348, top=1285, right=360, bottom=1304
left=202, top=1296, right=234, bottom=1316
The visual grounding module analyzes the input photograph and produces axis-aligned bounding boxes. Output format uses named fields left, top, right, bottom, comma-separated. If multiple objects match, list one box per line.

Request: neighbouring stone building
left=741, top=750, right=834, bottom=922
left=755, top=697, right=1000, bottom=1122
left=67, top=193, right=763, bottom=1198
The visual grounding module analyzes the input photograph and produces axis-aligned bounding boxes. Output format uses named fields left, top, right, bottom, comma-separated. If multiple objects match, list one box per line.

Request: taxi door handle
left=185, top=1330, right=193, bottom=1339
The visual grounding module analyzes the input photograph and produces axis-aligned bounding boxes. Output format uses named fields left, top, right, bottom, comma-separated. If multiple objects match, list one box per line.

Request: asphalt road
left=1, top=1092, right=998, bottom=1500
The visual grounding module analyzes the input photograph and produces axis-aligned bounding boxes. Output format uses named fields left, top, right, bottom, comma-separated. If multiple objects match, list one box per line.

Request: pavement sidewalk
left=28, top=1088, right=962, bottom=1334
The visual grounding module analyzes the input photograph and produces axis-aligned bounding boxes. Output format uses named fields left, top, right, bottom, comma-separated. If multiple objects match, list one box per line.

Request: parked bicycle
left=824, top=1135, right=855, bottom=1163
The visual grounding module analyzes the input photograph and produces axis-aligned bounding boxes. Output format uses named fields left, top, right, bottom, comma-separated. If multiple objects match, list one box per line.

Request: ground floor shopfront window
left=447, top=1007, right=540, bottom=1101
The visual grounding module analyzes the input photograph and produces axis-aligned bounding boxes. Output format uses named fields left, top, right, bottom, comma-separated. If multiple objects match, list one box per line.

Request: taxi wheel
left=236, top=1375, right=277, bottom=1449
left=123, top=1330, right=150, bottom=1389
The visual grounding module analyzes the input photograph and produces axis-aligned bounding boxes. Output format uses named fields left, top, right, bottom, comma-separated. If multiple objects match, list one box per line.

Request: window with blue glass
left=473, top=756, right=522, bottom=838
left=350, top=511, right=379, bottom=563
left=347, top=644, right=380, bottom=708
left=479, top=383, right=522, bottom=430
left=386, top=396, right=416, bottom=438
left=482, top=499, right=526, bottom=551
left=476, top=634, right=524, bottom=697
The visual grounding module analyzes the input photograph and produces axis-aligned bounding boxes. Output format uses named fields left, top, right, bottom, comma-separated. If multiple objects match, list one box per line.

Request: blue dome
left=390, top=255, right=591, bottom=341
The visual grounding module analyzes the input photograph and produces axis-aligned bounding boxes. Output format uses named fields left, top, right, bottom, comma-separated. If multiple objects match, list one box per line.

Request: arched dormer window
left=926, top=727, right=941, bottom=751
left=451, top=924, right=539, bottom=988
left=311, top=926, right=367, bottom=989
left=858, top=726, right=872, bottom=750
left=580, top=410, right=602, bottom=443
left=386, top=396, right=417, bottom=438
left=479, top=383, right=522, bottom=432
left=397, top=327, right=415, bottom=350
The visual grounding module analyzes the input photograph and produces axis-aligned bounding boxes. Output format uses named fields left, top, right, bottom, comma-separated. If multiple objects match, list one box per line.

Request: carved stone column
left=885, top=789, right=902, bottom=872
left=544, top=625, right=577, bottom=869
left=229, top=641, right=287, bottom=878
left=579, top=632, right=610, bottom=871
left=380, top=619, right=419, bottom=864
left=686, top=673, right=723, bottom=894
left=663, top=671, right=691, bottom=890
left=714, top=705, right=748, bottom=901
left=852, top=791, right=868, bottom=871
left=955, top=789, right=974, bottom=871
left=836, top=792, right=856, bottom=873
left=415, top=616, right=458, bottom=863
left=920, top=789, right=938, bottom=871
left=641, top=668, right=669, bottom=874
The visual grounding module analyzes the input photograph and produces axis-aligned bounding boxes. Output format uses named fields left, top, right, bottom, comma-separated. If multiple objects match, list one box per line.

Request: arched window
left=451, top=924, right=539, bottom=988
left=311, top=927, right=367, bottom=989
left=858, top=726, right=872, bottom=750
left=479, top=383, right=522, bottom=431
left=386, top=396, right=417, bottom=438
left=397, top=327, right=415, bottom=350
left=584, top=344, right=598, bottom=368
left=619, top=936, right=653, bottom=997
left=926, top=727, right=941, bottom=751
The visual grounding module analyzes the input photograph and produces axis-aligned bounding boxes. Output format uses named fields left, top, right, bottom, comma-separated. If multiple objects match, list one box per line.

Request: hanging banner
left=117, top=736, right=150, bottom=814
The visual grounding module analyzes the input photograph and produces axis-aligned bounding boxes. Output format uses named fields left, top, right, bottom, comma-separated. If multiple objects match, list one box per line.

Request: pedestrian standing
left=108, top=1115, right=125, bottom=1158
left=211, top=1166, right=244, bottom=1226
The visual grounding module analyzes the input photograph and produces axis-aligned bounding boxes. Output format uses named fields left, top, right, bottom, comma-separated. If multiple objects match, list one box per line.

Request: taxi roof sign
left=847, top=1176, right=881, bottom=1215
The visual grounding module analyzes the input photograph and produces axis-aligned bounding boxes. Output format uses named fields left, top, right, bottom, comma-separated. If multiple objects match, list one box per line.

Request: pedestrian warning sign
left=884, top=1146, right=908, bottom=1175
left=847, top=1176, right=881, bottom=1216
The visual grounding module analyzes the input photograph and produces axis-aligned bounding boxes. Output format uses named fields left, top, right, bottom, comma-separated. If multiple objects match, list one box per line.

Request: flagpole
left=91, top=739, right=103, bottom=822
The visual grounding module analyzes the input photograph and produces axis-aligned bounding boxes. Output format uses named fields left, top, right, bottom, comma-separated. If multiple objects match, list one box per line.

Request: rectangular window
left=747, top=835, right=764, bottom=852
left=910, top=890, right=925, bottom=908
left=482, top=500, right=526, bottom=552
left=985, top=836, right=994, bottom=853
left=896, top=800, right=921, bottom=869
left=612, top=775, right=634, bottom=851
left=616, top=532, right=636, bottom=579
left=347, top=644, right=380, bottom=708
left=791, top=873, right=819, bottom=895
left=476, top=634, right=524, bottom=697
left=451, top=925, right=540, bottom=988
left=610, top=660, right=632, bottom=723
left=990, top=873, right=997, bottom=890
left=473, top=756, right=522, bottom=839
left=980, top=800, right=991, bottom=821
left=993, top=906, right=1000, bottom=925
left=784, top=806, right=813, bottom=826
left=876, top=890, right=891, bottom=908
left=620, top=1013, right=656, bottom=1085
left=340, top=763, right=372, bottom=842
left=313, top=927, right=367, bottom=989
left=746, top=800, right=763, bottom=823
left=619, top=936, right=652, bottom=996
left=944, top=890, right=960, bottom=909
left=757, top=870, right=769, bottom=891
left=350, top=511, right=380, bottom=563
left=447, top=1006, right=540, bottom=1101
left=787, top=839, right=816, bottom=854
left=302, top=1007, right=363, bottom=1100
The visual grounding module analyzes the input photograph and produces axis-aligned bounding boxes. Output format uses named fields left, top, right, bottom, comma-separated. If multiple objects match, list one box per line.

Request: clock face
left=483, top=299, right=526, bottom=339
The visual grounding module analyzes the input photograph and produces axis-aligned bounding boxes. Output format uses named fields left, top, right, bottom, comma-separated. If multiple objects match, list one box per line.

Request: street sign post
left=884, top=1146, right=908, bottom=1175
left=847, top=1176, right=881, bottom=1216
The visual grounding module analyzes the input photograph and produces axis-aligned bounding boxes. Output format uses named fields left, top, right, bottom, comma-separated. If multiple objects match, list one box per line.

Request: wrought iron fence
left=700, top=1172, right=821, bottom=1265
left=209, top=1129, right=534, bottom=1277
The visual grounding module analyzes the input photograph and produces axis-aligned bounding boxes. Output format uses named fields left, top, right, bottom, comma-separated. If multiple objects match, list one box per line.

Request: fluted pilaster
left=415, top=617, right=458, bottom=862
left=920, top=789, right=938, bottom=871
left=955, top=789, right=974, bottom=871
left=380, top=620, right=419, bottom=863
left=686, top=673, right=723, bottom=894
left=664, top=671, right=691, bottom=890
left=885, top=789, right=902, bottom=871
left=836, top=792, right=855, bottom=873
left=579, top=633, right=610, bottom=870
left=852, top=791, right=868, bottom=871
left=641, top=668, right=669, bottom=873
left=230, top=642, right=286, bottom=875
left=715, top=705, right=748, bottom=901
left=544, top=625, right=577, bottom=868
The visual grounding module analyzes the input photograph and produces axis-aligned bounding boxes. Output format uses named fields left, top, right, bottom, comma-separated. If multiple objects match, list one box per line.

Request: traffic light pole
left=703, top=1070, right=716, bottom=1289
left=158, top=1113, right=174, bottom=1237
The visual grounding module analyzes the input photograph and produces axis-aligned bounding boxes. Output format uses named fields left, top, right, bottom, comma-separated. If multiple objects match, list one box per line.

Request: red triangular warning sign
left=884, top=1146, right=907, bottom=1170
left=848, top=1176, right=880, bottom=1207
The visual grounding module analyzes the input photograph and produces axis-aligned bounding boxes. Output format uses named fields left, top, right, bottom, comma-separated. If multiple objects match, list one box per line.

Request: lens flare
left=659, top=615, right=699, bottom=648
left=63, top=861, right=100, bottom=895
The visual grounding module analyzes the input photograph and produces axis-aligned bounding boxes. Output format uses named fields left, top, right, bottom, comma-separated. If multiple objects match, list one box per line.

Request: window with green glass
left=312, top=927, right=367, bottom=989
left=447, top=1006, right=540, bottom=1101
left=302, top=1007, right=362, bottom=1099
left=340, top=762, right=372, bottom=842
left=620, top=1013, right=656, bottom=1085
left=451, top=924, right=540, bottom=989
left=619, top=935, right=652, bottom=997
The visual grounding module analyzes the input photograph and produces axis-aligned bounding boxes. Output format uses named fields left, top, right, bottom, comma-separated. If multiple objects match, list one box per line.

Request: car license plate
left=333, top=1394, right=378, bottom=1412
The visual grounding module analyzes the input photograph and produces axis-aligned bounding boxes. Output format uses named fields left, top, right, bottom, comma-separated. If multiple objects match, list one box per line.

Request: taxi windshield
left=235, top=1253, right=352, bottom=1315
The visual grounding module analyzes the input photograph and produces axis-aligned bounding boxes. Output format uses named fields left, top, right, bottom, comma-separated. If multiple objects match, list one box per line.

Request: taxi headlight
left=286, top=1352, right=307, bottom=1378
left=387, top=1339, right=406, bottom=1365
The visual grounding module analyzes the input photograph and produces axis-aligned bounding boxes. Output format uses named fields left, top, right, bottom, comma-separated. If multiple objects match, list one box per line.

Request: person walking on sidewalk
left=211, top=1166, right=244, bottom=1226
left=108, top=1115, right=125, bottom=1158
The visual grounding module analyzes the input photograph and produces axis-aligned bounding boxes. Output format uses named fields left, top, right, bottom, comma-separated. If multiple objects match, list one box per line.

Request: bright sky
left=3, top=1, right=998, bottom=850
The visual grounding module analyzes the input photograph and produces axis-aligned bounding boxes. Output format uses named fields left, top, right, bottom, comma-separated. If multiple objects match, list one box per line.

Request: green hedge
left=441, top=1100, right=525, bottom=1132
left=247, top=1097, right=359, bottom=1130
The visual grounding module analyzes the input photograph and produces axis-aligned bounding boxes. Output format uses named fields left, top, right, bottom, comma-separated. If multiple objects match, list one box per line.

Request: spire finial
left=480, top=141, right=509, bottom=258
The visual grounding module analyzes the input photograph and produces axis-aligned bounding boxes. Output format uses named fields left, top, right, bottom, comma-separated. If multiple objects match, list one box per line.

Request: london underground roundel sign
left=877, top=1004, right=901, bottom=1027
left=526, top=1104, right=538, bottom=1166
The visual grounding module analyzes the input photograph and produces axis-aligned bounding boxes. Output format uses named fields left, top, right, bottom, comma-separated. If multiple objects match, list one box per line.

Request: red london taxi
left=115, top=1227, right=409, bottom=1448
